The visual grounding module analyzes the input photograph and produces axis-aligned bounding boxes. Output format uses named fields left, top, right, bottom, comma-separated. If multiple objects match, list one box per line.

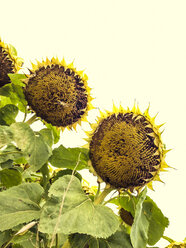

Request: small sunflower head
left=24, top=58, right=93, bottom=130
left=88, top=104, right=170, bottom=191
left=0, top=38, right=23, bottom=87
left=119, top=208, right=134, bottom=226
left=165, top=239, right=186, bottom=248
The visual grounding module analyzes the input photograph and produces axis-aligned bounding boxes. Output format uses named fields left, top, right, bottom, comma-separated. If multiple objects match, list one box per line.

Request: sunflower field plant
left=0, top=38, right=180, bottom=248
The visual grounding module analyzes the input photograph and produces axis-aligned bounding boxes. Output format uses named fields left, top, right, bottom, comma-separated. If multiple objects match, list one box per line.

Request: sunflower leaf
left=39, top=128, right=54, bottom=147
left=12, top=231, right=37, bottom=248
left=10, top=123, right=52, bottom=171
left=49, top=145, right=89, bottom=170
left=69, top=227, right=133, bottom=248
left=0, top=168, right=22, bottom=188
left=39, top=175, right=120, bottom=238
left=130, top=187, right=149, bottom=248
left=0, top=144, right=25, bottom=164
left=143, top=196, right=169, bottom=246
left=45, top=123, right=61, bottom=144
left=0, top=183, right=44, bottom=232
left=8, top=73, right=26, bottom=87
left=0, top=104, right=19, bottom=126
left=0, top=83, right=27, bottom=112
left=0, top=125, right=14, bottom=148
left=0, top=230, right=12, bottom=247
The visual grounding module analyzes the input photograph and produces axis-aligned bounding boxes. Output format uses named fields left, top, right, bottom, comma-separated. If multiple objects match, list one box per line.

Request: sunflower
left=0, top=38, right=23, bottom=87
left=24, top=58, right=94, bottom=130
left=87, top=104, right=170, bottom=191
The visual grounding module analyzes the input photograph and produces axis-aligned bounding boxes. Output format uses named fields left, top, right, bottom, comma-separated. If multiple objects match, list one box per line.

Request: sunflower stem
left=26, top=114, right=38, bottom=125
left=94, top=184, right=114, bottom=205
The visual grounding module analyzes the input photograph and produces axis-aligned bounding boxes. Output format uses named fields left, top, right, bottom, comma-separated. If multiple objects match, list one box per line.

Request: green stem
left=103, top=196, right=119, bottom=205
left=94, top=184, right=114, bottom=205
left=94, top=182, right=101, bottom=201
left=26, top=114, right=38, bottom=125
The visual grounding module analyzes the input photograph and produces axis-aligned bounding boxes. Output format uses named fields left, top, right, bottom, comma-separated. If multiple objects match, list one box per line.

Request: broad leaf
left=12, top=231, right=37, bottom=248
left=0, top=104, right=19, bottom=125
left=130, top=187, right=149, bottom=248
left=52, top=169, right=82, bottom=183
left=0, top=183, right=44, bottom=231
left=8, top=73, right=26, bottom=87
left=11, top=123, right=52, bottom=171
left=0, top=230, right=12, bottom=247
left=70, top=227, right=133, bottom=248
left=39, top=128, right=54, bottom=147
left=144, top=196, right=169, bottom=246
left=49, top=145, right=89, bottom=170
left=39, top=175, right=119, bottom=238
left=0, top=168, right=22, bottom=188
left=0, top=83, right=27, bottom=112
left=0, top=125, right=13, bottom=147
left=0, top=144, right=25, bottom=164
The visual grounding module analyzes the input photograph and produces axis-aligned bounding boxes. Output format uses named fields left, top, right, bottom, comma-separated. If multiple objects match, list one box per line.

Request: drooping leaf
left=39, top=175, right=120, bottom=238
left=39, top=128, right=54, bottom=147
left=69, top=227, right=133, bottom=248
left=130, top=187, right=149, bottom=248
left=49, top=145, right=89, bottom=170
left=0, top=144, right=25, bottom=164
left=0, top=168, right=22, bottom=188
left=0, top=125, right=13, bottom=147
left=10, top=123, right=52, bottom=171
left=0, top=104, right=19, bottom=125
left=45, top=123, right=61, bottom=144
left=143, top=196, right=169, bottom=246
left=0, top=183, right=44, bottom=232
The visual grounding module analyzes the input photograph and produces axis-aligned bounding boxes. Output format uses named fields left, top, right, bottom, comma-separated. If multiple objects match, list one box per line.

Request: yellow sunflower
left=87, top=104, right=170, bottom=191
left=24, top=57, right=94, bottom=130
left=0, top=38, right=23, bottom=87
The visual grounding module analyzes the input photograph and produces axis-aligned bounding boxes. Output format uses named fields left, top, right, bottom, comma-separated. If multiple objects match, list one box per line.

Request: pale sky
left=1, top=1, right=186, bottom=247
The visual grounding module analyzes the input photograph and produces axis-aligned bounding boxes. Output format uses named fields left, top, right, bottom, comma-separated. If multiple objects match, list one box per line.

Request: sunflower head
left=119, top=208, right=134, bottom=226
left=87, top=104, right=170, bottom=191
left=24, top=58, right=94, bottom=130
left=0, top=38, right=23, bottom=87
left=165, top=239, right=186, bottom=248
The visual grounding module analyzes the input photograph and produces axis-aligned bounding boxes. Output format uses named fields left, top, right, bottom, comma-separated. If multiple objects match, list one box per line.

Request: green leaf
left=0, top=183, right=44, bottom=232
left=0, top=83, right=27, bottom=112
left=49, top=145, right=89, bottom=170
left=12, top=231, right=37, bottom=248
left=0, top=144, right=25, bottom=164
left=0, top=125, right=13, bottom=147
left=143, top=196, right=169, bottom=246
left=8, top=74, right=26, bottom=87
left=52, top=169, right=82, bottom=183
left=0, top=104, right=19, bottom=125
left=39, top=175, right=120, bottom=238
left=0, top=168, right=22, bottom=188
left=130, top=187, right=149, bottom=248
left=110, top=193, right=137, bottom=217
left=39, top=128, right=54, bottom=147
left=0, top=230, right=12, bottom=247
left=70, top=227, right=133, bottom=248
left=11, top=123, right=52, bottom=171
left=45, top=123, right=61, bottom=144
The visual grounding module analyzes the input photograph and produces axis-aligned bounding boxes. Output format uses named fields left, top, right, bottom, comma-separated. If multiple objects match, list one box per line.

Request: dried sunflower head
left=87, top=104, right=170, bottom=191
left=24, top=58, right=94, bottom=130
left=0, top=38, right=23, bottom=87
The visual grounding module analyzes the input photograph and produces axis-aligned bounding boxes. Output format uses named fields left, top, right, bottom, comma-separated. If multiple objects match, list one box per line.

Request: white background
left=1, top=1, right=186, bottom=247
